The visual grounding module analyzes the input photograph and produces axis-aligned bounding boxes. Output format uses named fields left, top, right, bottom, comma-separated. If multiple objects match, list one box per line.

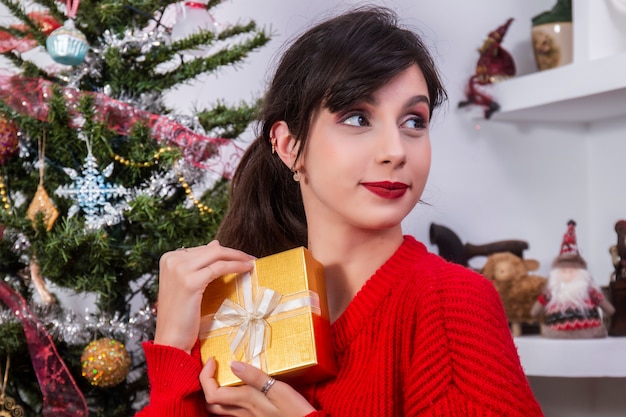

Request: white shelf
left=514, top=336, right=626, bottom=377
left=489, top=52, right=626, bottom=124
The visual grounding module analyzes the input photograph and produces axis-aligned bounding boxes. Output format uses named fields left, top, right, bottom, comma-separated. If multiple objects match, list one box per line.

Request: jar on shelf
left=531, top=0, right=573, bottom=71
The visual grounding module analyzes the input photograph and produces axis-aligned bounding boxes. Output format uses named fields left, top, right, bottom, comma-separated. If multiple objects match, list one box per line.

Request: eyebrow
left=363, top=94, right=430, bottom=108
left=405, top=95, right=430, bottom=108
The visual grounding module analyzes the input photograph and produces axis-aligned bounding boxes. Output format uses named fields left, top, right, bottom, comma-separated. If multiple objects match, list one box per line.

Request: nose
left=376, top=127, right=406, bottom=168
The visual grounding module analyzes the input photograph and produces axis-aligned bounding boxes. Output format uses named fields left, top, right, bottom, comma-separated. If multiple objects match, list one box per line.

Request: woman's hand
left=154, top=240, right=254, bottom=353
left=200, top=358, right=316, bottom=417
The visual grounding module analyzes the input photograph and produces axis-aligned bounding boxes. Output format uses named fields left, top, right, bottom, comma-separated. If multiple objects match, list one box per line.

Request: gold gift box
left=200, top=247, right=336, bottom=386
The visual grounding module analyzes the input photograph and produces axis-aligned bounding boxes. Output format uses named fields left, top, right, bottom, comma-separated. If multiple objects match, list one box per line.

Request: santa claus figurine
left=531, top=220, right=615, bottom=338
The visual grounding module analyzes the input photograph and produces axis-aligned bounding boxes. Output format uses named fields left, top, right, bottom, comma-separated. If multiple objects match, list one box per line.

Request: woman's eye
left=342, top=114, right=369, bottom=127
left=402, top=116, right=427, bottom=129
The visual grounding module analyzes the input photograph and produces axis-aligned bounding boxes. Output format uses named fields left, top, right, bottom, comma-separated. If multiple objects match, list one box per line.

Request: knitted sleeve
left=405, top=263, right=544, bottom=417
left=135, top=341, right=208, bottom=417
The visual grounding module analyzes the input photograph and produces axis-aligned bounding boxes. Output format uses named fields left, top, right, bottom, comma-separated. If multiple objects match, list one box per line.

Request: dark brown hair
left=216, top=6, right=447, bottom=257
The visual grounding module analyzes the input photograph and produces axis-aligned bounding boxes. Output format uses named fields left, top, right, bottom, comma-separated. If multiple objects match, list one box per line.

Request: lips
left=361, top=181, right=409, bottom=199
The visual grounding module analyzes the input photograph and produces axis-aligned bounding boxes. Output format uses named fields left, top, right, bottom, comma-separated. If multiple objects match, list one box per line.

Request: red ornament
left=458, top=18, right=516, bottom=119
left=0, top=116, right=19, bottom=165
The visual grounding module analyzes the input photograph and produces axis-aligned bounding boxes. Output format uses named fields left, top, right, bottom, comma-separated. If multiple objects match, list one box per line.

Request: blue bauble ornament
left=46, top=19, right=89, bottom=66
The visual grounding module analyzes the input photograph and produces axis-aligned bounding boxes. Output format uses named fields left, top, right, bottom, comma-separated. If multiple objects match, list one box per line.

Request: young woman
left=137, top=7, right=544, bottom=417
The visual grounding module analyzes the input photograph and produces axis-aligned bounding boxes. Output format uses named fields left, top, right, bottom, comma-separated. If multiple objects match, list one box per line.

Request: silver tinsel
left=47, top=305, right=156, bottom=345
left=0, top=302, right=155, bottom=346
left=142, top=170, right=179, bottom=200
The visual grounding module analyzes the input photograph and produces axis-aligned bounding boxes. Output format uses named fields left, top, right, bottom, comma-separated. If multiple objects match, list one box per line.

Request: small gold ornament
left=0, top=357, right=26, bottom=417
left=81, top=338, right=131, bottom=388
left=27, top=184, right=59, bottom=231
left=27, top=134, right=58, bottom=231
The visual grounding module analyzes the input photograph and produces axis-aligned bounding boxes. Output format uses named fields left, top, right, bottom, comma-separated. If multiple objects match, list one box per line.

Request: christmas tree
left=0, top=1, right=269, bottom=416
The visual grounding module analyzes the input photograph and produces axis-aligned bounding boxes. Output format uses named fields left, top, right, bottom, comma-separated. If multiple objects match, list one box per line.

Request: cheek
left=302, top=142, right=343, bottom=178
left=303, top=135, right=365, bottom=178
left=409, top=141, right=432, bottom=180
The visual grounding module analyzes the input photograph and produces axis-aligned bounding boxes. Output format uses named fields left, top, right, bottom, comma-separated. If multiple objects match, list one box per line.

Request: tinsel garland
left=0, top=74, right=242, bottom=176
left=0, top=297, right=155, bottom=346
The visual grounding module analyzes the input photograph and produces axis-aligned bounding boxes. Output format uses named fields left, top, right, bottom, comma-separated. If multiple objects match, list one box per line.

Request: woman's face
left=297, top=64, right=432, bottom=233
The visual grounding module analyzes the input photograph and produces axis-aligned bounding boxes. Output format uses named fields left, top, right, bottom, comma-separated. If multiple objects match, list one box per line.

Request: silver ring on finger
left=260, top=376, right=276, bottom=396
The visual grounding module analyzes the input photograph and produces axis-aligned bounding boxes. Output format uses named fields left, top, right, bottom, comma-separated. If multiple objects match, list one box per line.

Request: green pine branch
left=102, top=22, right=269, bottom=96
left=197, top=99, right=262, bottom=139
left=158, top=28, right=270, bottom=90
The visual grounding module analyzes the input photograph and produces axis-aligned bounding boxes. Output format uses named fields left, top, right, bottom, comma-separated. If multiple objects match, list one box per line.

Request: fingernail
left=229, top=360, right=245, bottom=373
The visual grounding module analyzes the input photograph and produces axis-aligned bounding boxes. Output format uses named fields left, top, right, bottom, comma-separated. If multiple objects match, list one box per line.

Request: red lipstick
left=361, top=181, right=408, bottom=199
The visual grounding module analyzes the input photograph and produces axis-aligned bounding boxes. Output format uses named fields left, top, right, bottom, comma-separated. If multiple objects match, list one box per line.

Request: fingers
left=200, top=357, right=218, bottom=389
left=160, top=240, right=255, bottom=289
left=201, top=360, right=316, bottom=417
left=154, top=240, right=254, bottom=352
left=201, top=359, right=255, bottom=416
left=201, top=359, right=268, bottom=414
left=228, top=362, right=316, bottom=415
left=229, top=361, right=275, bottom=395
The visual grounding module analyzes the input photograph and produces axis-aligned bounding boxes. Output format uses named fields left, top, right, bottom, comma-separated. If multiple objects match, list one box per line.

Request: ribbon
left=214, top=277, right=281, bottom=366
left=0, top=280, right=88, bottom=417
left=0, top=74, right=243, bottom=176
left=65, top=0, right=80, bottom=19
left=200, top=271, right=320, bottom=369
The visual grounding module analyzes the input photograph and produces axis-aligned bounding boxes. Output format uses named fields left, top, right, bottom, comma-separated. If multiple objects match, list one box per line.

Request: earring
left=270, top=136, right=277, bottom=154
left=292, top=170, right=300, bottom=182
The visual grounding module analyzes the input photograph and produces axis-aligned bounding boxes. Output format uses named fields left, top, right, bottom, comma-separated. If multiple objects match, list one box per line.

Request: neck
left=307, top=225, right=404, bottom=322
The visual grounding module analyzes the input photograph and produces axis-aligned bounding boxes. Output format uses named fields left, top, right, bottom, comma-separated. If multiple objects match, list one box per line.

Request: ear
left=271, top=121, right=300, bottom=171
left=524, top=259, right=540, bottom=272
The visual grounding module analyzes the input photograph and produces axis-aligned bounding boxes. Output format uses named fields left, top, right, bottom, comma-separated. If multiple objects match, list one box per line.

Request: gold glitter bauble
left=81, top=338, right=131, bottom=388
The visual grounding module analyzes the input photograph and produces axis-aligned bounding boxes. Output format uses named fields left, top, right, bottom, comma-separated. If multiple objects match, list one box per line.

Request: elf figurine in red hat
left=458, top=18, right=516, bottom=119
left=531, top=220, right=615, bottom=338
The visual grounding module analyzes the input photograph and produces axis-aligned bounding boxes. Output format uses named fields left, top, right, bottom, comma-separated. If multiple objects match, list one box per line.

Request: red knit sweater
left=137, top=236, right=544, bottom=416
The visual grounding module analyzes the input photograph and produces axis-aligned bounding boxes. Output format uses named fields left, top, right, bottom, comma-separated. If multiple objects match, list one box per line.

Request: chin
left=362, top=217, right=405, bottom=231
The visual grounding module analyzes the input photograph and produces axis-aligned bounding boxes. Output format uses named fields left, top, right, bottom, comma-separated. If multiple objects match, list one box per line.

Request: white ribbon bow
left=214, top=274, right=282, bottom=366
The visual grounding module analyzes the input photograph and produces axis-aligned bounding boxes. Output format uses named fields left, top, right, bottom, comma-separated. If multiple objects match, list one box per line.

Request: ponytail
left=215, top=136, right=307, bottom=257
